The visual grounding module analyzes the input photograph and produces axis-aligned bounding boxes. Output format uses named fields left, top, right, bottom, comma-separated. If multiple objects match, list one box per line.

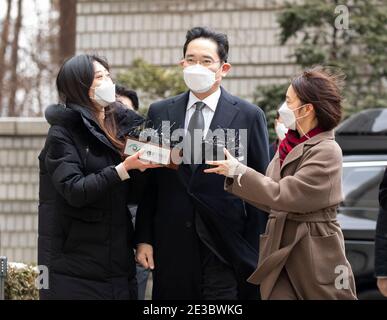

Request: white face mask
left=183, top=64, right=219, bottom=93
left=275, top=122, right=288, bottom=141
left=91, top=81, right=116, bottom=108
left=278, top=101, right=309, bottom=130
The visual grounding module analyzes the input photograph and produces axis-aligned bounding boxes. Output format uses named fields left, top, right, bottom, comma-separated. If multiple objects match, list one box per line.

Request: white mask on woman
left=183, top=64, right=218, bottom=93
left=91, top=81, right=116, bottom=108
left=278, top=101, right=310, bottom=130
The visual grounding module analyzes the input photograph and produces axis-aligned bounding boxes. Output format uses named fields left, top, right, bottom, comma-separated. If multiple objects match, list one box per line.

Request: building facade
left=76, top=0, right=299, bottom=100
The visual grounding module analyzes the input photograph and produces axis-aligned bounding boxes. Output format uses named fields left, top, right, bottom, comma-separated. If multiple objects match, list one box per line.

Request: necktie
left=185, top=101, right=206, bottom=165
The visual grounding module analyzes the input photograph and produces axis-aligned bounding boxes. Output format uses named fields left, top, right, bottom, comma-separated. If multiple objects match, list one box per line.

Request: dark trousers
left=199, top=241, right=238, bottom=300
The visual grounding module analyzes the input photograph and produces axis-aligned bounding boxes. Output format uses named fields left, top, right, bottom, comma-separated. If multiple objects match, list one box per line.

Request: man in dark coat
left=38, top=102, right=144, bottom=299
left=376, top=167, right=387, bottom=297
left=135, top=27, right=270, bottom=300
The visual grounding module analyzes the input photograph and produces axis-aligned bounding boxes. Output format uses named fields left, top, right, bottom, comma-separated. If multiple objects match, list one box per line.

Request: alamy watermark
left=137, top=121, right=248, bottom=165
left=335, top=264, right=350, bottom=290
left=334, top=5, right=350, bottom=30
left=35, top=265, right=49, bottom=290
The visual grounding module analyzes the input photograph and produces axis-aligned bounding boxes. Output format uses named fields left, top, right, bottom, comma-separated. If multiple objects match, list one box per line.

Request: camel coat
left=225, top=130, right=357, bottom=300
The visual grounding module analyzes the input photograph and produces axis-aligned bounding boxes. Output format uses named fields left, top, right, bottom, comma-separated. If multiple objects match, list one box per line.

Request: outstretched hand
left=204, top=148, right=246, bottom=178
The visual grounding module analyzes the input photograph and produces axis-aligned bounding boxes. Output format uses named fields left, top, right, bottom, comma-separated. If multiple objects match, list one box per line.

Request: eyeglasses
left=183, top=57, right=221, bottom=67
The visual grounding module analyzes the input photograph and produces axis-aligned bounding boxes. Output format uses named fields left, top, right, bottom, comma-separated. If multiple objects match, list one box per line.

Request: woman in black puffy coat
left=38, top=54, right=159, bottom=300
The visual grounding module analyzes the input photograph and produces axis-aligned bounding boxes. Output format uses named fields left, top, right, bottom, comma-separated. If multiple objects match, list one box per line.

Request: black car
left=336, top=108, right=387, bottom=299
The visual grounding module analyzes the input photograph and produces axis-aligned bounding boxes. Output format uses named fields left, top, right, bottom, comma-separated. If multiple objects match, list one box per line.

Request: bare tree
left=0, top=0, right=61, bottom=117
left=58, top=0, right=77, bottom=64
left=0, top=0, right=13, bottom=115
left=8, top=0, right=23, bottom=117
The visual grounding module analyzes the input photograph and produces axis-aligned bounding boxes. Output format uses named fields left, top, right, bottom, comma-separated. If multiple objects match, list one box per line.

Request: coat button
left=185, top=221, right=192, bottom=228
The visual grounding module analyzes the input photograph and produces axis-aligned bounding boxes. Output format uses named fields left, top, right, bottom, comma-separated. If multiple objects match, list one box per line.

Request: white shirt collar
left=187, top=88, right=221, bottom=113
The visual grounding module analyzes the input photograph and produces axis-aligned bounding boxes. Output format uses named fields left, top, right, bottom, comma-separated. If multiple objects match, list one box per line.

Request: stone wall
left=0, top=118, right=49, bottom=264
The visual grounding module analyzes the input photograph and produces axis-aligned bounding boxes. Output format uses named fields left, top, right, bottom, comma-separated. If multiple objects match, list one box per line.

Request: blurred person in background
left=270, top=112, right=288, bottom=159
left=116, top=84, right=139, bottom=112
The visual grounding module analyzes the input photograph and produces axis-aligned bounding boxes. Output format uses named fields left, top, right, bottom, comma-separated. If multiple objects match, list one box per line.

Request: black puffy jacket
left=38, top=102, right=144, bottom=299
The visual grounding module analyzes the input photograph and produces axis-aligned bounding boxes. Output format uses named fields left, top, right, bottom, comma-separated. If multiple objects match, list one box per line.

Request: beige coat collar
left=279, top=130, right=335, bottom=173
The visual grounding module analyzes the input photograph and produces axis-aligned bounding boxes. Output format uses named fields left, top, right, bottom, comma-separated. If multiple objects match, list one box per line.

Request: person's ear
left=305, top=103, right=314, bottom=114
left=178, top=59, right=185, bottom=68
left=220, top=63, right=231, bottom=77
left=299, top=103, right=314, bottom=117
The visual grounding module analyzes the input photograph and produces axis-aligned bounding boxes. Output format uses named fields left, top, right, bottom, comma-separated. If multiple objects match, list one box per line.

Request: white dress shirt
left=184, top=88, right=221, bottom=138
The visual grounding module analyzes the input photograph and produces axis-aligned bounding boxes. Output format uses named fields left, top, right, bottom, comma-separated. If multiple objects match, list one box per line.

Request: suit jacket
left=225, top=130, right=357, bottom=300
left=135, top=87, right=270, bottom=299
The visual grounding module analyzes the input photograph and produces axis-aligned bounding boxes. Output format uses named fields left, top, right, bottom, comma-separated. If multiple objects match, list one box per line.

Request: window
left=341, top=164, right=386, bottom=220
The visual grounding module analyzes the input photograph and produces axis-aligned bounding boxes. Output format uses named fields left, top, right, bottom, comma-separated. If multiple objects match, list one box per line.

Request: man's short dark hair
left=115, top=84, right=139, bottom=110
left=183, top=27, right=229, bottom=62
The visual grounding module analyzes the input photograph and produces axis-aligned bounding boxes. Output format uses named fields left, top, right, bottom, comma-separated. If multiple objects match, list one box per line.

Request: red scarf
left=279, top=127, right=324, bottom=166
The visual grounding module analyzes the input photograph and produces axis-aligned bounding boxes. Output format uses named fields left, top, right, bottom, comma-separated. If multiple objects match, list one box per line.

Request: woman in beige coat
left=205, top=67, right=357, bottom=300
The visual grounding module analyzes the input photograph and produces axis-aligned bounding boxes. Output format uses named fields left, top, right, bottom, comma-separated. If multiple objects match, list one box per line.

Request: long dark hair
left=56, top=54, right=125, bottom=152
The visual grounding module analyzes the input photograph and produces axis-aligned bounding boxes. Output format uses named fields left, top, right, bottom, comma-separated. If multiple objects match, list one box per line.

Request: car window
left=341, top=165, right=386, bottom=219
left=337, top=109, right=387, bottom=134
